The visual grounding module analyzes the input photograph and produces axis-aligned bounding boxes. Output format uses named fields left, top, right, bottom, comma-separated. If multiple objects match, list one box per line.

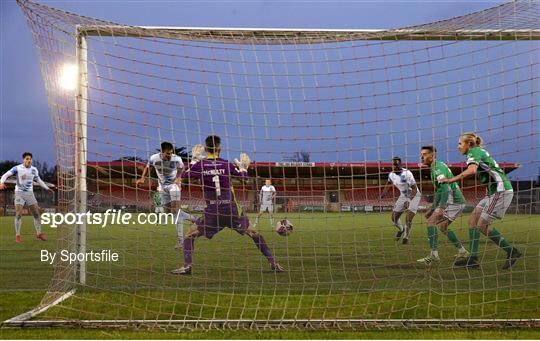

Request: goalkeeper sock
left=183, top=237, right=195, bottom=267
left=251, top=233, right=275, bottom=264
left=488, top=228, right=513, bottom=255
left=15, top=215, right=22, bottom=235
left=469, top=228, right=481, bottom=258
left=427, top=226, right=438, bottom=251
left=446, top=229, right=463, bottom=250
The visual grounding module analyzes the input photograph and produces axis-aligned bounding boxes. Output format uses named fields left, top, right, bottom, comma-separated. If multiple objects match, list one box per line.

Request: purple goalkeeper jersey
left=181, top=157, right=247, bottom=202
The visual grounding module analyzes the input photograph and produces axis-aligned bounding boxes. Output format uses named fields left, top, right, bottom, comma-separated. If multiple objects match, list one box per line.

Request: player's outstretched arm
left=379, top=180, right=392, bottom=199
left=439, top=164, right=477, bottom=184
left=136, top=165, right=149, bottom=186
left=35, top=173, right=54, bottom=193
left=0, top=168, right=16, bottom=190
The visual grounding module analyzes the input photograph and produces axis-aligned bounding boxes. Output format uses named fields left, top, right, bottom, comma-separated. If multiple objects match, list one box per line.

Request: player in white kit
left=380, top=157, right=421, bottom=244
left=0, top=152, right=53, bottom=243
left=136, top=142, right=196, bottom=249
left=254, top=179, right=276, bottom=228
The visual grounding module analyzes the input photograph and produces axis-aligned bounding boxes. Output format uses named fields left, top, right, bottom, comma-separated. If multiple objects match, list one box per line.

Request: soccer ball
left=275, top=219, right=293, bottom=236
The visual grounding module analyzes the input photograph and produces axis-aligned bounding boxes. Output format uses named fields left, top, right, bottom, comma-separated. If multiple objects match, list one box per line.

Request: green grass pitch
left=1, top=212, right=538, bottom=338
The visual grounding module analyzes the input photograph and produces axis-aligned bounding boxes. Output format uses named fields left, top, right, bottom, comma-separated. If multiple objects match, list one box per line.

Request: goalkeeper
left=417, top=146, right=469, bottom=265
left=170, top=135, right=283, bottom=275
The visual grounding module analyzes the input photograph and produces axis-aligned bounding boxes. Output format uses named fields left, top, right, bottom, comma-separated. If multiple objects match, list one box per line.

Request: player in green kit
left=439, top=132, right=521, bottom=270
left=417, top=146, right=469, bottom=265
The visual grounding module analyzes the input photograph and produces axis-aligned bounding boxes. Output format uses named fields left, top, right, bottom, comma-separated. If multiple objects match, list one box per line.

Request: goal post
left=9, top=0, right=540, bottom=329
left=75, top=27, right=88, bottom=285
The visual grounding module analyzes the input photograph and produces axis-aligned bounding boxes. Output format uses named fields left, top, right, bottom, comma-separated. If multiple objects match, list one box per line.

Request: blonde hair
left=461, top=132, right=483, bottom=147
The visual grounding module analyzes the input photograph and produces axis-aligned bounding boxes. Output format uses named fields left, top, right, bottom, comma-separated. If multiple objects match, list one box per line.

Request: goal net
left=8, top=0, right=539, bottom=329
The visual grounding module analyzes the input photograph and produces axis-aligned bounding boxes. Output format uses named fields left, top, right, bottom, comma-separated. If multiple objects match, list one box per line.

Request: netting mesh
left=11, top=0, right=540, bottom=328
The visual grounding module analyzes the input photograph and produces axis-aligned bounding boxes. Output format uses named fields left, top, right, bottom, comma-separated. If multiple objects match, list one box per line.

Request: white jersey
left=260, top=185, right=276, bottom=203
left=0, top=164, right=48, bottom=192
left=148, top=153, right=184, bottom=187
left=388, top=168, right=420, bottom=197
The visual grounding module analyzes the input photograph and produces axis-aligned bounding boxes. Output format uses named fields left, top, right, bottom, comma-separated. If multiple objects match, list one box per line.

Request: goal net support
left=6, top=0, right=539, bottom=329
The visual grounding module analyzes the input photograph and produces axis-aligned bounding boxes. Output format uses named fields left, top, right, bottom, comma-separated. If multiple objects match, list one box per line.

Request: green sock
left=427, top=226, right=438, bottom=251
left=446, top=230, right=463, bottom=250
left=469, top=228, right=481, bottom=258
left=488, top=228, right=513, bottom=255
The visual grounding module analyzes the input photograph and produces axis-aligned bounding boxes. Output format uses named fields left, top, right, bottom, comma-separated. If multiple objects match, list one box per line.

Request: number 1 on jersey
left=212, top=175, right=221, bottom=197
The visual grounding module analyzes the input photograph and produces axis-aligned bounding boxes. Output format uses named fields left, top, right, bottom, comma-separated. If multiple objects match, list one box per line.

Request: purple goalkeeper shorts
left=196, top=203, right=250, bottom=239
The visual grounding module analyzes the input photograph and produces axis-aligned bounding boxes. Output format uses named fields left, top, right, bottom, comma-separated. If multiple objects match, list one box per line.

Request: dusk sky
left=1, top=1, right=538, bottom=179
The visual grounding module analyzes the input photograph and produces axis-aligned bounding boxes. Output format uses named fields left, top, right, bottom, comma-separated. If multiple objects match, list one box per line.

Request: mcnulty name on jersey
left=40, top=249, right=119, bottom=265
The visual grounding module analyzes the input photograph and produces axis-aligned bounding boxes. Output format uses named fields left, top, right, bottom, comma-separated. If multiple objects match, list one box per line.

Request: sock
left=175, top=215, right=184, bottom=242
left=446, top=229, right=463, bottom=250
left=430, top=250, right=439, bottom=258
left=427, top=226, right=438, bottom=251
left=394, top=221, right=404, bottom=231
left=33, top=216, right=42, bottom=234
left=251, top=233, right=275, bottom=264
left=270, top=217, right=274, bottom=226
left=15, top=216, right=22, bottom=235
left=404, top=223, right=411, bottom=238
left=469, top=228, right=481, bottom=258
left=488, top=228, right=513, bottom=255
left=183, top=237, right=195, bottom=267
left=255, top=216, right=260, bottom=225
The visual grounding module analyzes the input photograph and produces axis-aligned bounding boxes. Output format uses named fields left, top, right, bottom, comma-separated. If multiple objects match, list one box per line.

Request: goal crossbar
left=77, top=25, right=540, bottom=42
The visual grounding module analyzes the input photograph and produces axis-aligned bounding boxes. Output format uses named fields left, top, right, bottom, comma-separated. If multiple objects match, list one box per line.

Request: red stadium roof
left=87, top=160, right=520, bottom=179
left=87, top=161, right=520, bottom=169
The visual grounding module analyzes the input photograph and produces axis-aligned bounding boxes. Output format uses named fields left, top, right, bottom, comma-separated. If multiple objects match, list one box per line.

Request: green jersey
left=465, top=146, right=513, bottom=195
left=431, top=160, right=465, bottom=208
left=152, top=192, right=162, bottom=207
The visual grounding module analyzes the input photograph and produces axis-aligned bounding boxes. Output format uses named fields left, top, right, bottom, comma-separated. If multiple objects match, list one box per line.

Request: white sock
left=458, top=246, right=466, bottom=253
left=394, top=221, right=404, bottom=231
left=431, top=250, right=439, bottom=258
left=15, top=216, right=22, bottom=235
left=175, top=211, right=185, bottom=243
left=33, top=216, right=42, bottom=234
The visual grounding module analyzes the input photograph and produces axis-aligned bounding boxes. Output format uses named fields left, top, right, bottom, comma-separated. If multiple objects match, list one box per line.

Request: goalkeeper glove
left=234, top=153, right=251, bottom=172
left=190, top=144, right=205, bottom=164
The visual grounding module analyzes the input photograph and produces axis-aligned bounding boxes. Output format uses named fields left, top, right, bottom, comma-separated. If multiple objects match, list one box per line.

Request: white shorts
left=435, top=203, right=465, bottom=223
left=477, top=190, right=513, bottom=222
left=259, top=202, right=274, bottom=213
left=158, top=184, right=181, bottom=206
left=14, top=191, right=38, bottom=206
left=393, top=194, right=421, bottom=214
